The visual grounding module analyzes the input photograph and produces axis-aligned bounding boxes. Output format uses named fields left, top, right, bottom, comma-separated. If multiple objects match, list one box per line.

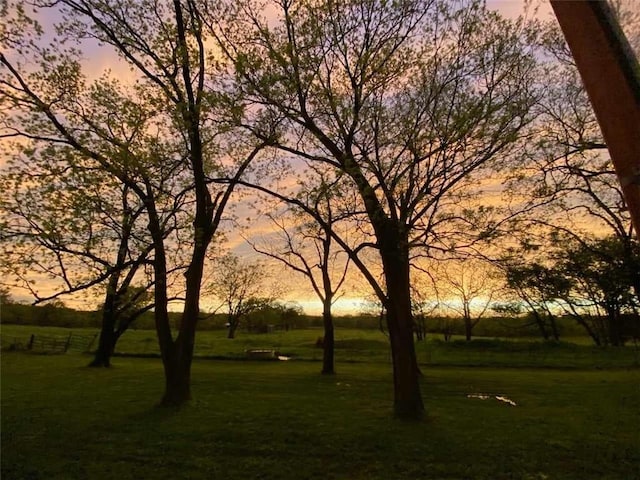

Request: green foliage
left=557, top=237, right=640, bottom=310
left=0, top=301, right=613, bottom=340
left=244, top=301, right=305, bottom=332
left=0, top=287, right=13, bottom=305
left=100, top=284, right=154, bottom=326
left=556, top=237, right=640, bottom=346
left=499, top=235, right=640, bottom=345
left=2, top=354, right=639, bottom=479
left=0, top=303, right=101, bottom=328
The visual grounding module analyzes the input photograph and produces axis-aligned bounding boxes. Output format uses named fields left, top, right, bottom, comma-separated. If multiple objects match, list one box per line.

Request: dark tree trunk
left=167, top=223, right=211, bottom=404
left=89, top=328, right=117, bottom=367
left=414, top=315, right=426, bottom=341
left=321, top=305, right=335, bottom=375
left=227, top=316, right=240, bottom=339
left=462, top=301, right=474, bottom=341
left=570, top=310, right=602, bottom=345
left=442, top=318, right=453, bottom=341
left=464, top=316, right=472, bottom=342
left=532, top=310, right=550, bottom=340
left=596, top=315, right=609, bottom=345
left=155, top=234, right=209, bottom=407
left=380, top=226, right=424, bottom=420
left=145, top=193, right=191, bottom=407
left=160, top=346, right=192, bottom=406
left=90, top=203, right=132, bottom=367
left=386, top=303, right=424, bottom=419
left=606, top=303, right=623, bottom=346
left=342, top=157, right=423, bottom=419
left=548, top=312, right=560, bottom=341
left=154, top=0, right=214, bottom=408
left=89, top=304, right=118, bottom=367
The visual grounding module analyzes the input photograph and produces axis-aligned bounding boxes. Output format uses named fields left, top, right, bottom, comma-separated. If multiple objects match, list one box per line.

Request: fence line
left=2, top=332, right=98, bottom=354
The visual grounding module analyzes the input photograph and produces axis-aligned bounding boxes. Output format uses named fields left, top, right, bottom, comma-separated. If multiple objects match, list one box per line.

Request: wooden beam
left=551, top=1, right=640, bottom=239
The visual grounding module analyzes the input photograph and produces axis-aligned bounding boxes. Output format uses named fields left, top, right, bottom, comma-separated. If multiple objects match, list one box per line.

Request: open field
left=2, top=324, right=640, bottom=368
left=2, top=352, right=639, bottom=480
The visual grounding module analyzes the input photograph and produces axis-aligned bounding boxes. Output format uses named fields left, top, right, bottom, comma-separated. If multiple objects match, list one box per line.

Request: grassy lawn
left=2, top=324, right=639, bottom=368
left=2, top=352, right=639, bottom=480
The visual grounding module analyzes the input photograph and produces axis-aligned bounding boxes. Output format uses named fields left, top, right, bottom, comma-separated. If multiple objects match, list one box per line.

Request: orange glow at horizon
left=1, top=0, right=621, bottom=312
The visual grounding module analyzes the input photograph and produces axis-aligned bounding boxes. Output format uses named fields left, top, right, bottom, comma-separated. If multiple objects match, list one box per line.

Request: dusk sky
left=0, top=0, right=615, bottom=315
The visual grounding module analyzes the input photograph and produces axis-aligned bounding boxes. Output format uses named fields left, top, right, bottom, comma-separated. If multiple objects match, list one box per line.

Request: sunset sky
left=0, top=0, right=616, bottom=315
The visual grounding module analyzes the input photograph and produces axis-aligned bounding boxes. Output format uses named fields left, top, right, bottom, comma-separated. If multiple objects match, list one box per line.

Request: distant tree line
left=1, top=296, right=615, bottom=341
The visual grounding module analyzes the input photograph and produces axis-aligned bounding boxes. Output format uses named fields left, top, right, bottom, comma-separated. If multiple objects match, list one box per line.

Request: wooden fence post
left=64, top=333, right=72, bottom=353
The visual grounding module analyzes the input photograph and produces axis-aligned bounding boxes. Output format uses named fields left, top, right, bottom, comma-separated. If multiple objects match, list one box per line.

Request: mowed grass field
left=2, top=324, right=640, bottom=368
left=2, top=326, right=640, bottom=479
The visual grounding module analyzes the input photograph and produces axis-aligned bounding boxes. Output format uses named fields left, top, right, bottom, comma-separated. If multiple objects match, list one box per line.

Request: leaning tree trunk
left=90, top=205, right=133, bottom=367
left=89, top=274, right=122, bottom=367
left=579, top=318, right=602, bottom=346
left=548, top=312, right=560, bottom=341
left=321, top=302, right=335, bottom=375
left=531, top=309, right=550, bottom=340
left=227, top=316, right=240, bottom=339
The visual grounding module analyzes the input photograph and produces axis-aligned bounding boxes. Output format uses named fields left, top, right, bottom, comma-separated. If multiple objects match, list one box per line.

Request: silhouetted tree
left=211, top=0, right=542, bottom=419
left=442, top=260, right=498, bottom=341
left=555, top=236, right=640, bottom=346
left=208, top=253, right=273, bottom=339
left=0, top=162, right=163, bottom=367
left=1, top=0, right=270, bottom=404
left=501, top=262, right=568, bottom=341
left=249, top=178, right=350, bottom=374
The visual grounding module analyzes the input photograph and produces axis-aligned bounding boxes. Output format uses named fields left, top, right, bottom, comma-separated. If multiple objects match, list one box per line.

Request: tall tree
left=248, top=179, right=351, bottom=374
left=501, top=261, right=567, bottom=341
left=0, top=286, right=13, bottom=305
left=0, top=155, right=164, bottom=367
left=1, top=0, right=270, bottom=404
left=208, top=253, right=273, bottom=339
left=554, top=236, right=640, bottom=346
left=441, top=260, right=498, bottom=342
left=211, top=0, right=542, bottom=418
